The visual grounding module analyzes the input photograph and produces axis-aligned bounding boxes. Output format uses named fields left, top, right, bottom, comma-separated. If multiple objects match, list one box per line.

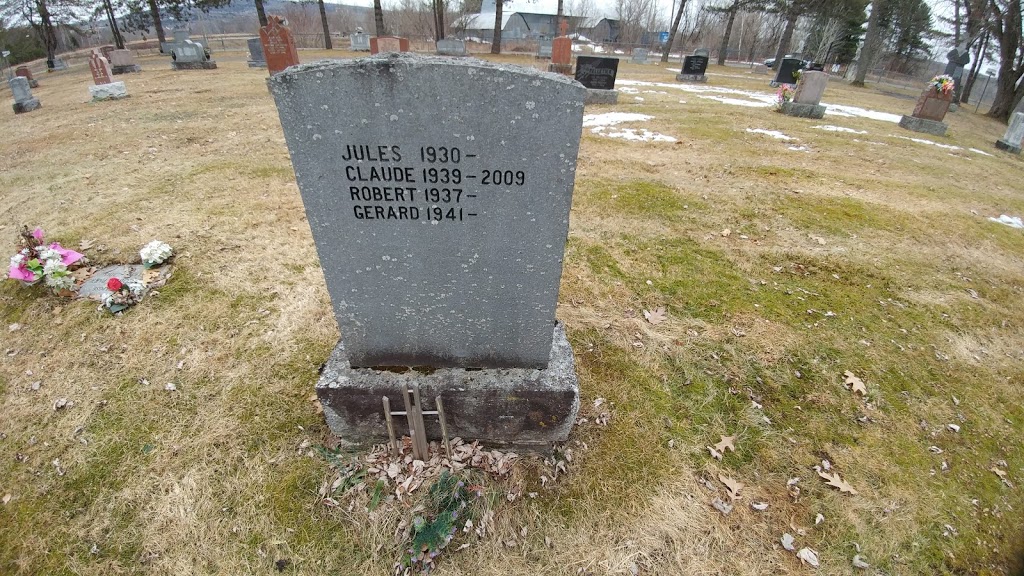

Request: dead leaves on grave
left=718, top=474, right=744, bottom=500
left=643, top=306, right=667, bottom=325
left=844, top=370, right=867, bottom=396
left=707, top=435, right=736, bottom=461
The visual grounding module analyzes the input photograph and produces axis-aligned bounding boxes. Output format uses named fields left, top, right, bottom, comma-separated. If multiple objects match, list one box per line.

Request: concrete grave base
left=172, top=61, right=218, bottom=70
left=898, top=114, right=947, bottom=137
left=996, top=139, right=1022, bottom=154
left=585, top=89, right=618, bottom=105
left=781, top=101, right=826, bottom=119
left=248, top=60, right=267, bottom=68
left=675, top=73, right=707, bottom=83
left=112, top=64, right=142, bottom=74
left=13, top=98, right=41, bottom=114
left=547, top=63, right=573, bottom=75
left=89, top=81, right=128, bottom=101
left=317, top=323, right=580, bottom=450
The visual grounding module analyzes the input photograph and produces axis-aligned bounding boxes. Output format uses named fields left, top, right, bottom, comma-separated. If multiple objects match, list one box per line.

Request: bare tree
left=661, top=0, right=688, bottom=61
left=617, top=0, right=657, bottom=45
left=986, top=0, right=1023, bottom=120
left=374, top=0, right=385, bottom=35
left=490, top=0, right=502, bottom=53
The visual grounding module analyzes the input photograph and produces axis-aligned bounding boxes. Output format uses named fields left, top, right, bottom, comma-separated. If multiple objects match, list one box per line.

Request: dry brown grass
left=2, top=52, right=1024, bottom=575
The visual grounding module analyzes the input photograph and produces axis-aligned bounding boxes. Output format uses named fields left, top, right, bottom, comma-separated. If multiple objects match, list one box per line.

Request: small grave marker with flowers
left=898, top=75, right=955, bottom=136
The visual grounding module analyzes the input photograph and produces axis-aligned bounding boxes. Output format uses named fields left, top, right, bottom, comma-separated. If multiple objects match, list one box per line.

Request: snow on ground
left=699, top=96, right=771, bottom=108
left=814, top=125, right=868, bottom=134
left=890, top=135, right=994, bottom=157
left=969, top=148, right=995, bottom=157
left=582, top=112, right=677, bottom=143
left=746, top=128, right=796, bottom=141
left=788, top=145, right=811, bottom=152
left=989, top=215, right=1024, bottom=229
left=825, top=105, right=902, bottom=123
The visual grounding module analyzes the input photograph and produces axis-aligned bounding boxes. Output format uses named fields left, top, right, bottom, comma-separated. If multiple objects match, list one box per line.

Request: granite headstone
left=269, top=55, right=584, bottom=447
left=15, top=66, right=38, bottom=88
left=247, top=37, right=267, bottom=68
left=171, top=40, right=217, bottom=70
left=261, top=16, right=300, bottom=74
left=772, top=57, right=804, bottom=86
left=676, top=52, right=709, bottom=82
left=899, top=83, right=953, bottom=136
left=109, top=49, right=142, bottom=74
left=370, top=36, right=411, bottom=54
left=89, top=51, right=113, bottom=85
left=548, top=37, right=572, bottom=75
left=631, top=48, right=648, bottom=64
left=781, top=70, right=827, bottom=118
left=537, top=40, right=552, bottom=59
left=996, top=112, right=1024, bottom=154
left=9, top=76, right=41, bottom=114
left=350, top=31, right=371, bottom=51
left=436, top=38, right=469, bottom=56
left=576, top=55, right=619, bottom=104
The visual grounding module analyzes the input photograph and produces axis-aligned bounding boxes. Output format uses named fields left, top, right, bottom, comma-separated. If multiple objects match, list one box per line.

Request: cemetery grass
left=1, top=54, right=1023, bottom=575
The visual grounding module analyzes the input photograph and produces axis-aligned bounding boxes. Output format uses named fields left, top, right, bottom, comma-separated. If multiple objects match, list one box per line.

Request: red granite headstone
left=88, top=51, right=112, bottom=85
left=551, top=37, right=572, bottom=66
left=99, top=45, right=116, bottom=61
left=260, top=16, right=300, bottom=75
left=369, top=36, right=410, bottom=54
left=912, top=87, right=953, bottom=122
left=15, top=66, right=33, bottom=81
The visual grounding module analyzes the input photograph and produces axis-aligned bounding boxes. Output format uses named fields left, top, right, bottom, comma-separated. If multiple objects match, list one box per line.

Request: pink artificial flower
left=49, top=243, right=84, bottom=266
left=8, top=264, right=37, bottom=282
left=32, top=228, right=44, bottom=240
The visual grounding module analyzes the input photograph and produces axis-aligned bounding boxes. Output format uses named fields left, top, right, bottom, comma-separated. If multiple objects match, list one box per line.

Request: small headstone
left=548, top=37, right=572, bottom=75
left=89, top=51, right=113, bottom=85
left=899, top=81, right=953, bottom=136
left=15, top=66, right=38, bottom=88
left=771, top=57, right=804, bottom=86
left=944, top=45, right=971, bottom=102
left=536, top=40, right=552, bottom=59
left=781, top=70, right=827, bottom=119
left=694, top=47, right=710, bottom=58
left=370, top=36, right=410, bottom=54
left=269, top=55, right=584, bottom=447
left=261, top=16, right=300, bottom=74
left=109, top=49, right=142, bottom=74
left=77, top=265, right=144, bottom=300
left=676, top=51, right=709, bottom=83
left=171, top=40, right=217, bottom=70
left=631, top=48, right=648, bottom=64
left=753, top=64, right=768, bottom=75
left=9, top=76, right=41, bottom=114
left=575, top=55, right=619, bottom=104
left=436, top=38, right=468, bottom=56
left=247, top=37, right=267, bottom=68
left=350, top=32, right=371, bottom=51
left=996, top=112, right=1024, bottom=154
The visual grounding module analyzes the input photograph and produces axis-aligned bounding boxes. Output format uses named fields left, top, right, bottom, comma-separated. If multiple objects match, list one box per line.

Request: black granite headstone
left=773, top=58, right=805, bottom=85
left=574, top=56, right=619, bottom=90
left=682, top=55, right=709, bottom=76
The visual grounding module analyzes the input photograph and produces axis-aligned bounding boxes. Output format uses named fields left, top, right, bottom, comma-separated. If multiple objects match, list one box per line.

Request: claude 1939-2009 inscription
left=340, top=144, right=526, bottom=223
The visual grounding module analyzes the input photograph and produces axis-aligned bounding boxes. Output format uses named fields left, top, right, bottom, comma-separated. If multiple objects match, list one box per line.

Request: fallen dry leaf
left=718, top=474, right=744, bottom=500
left=844, top=371, right=867, bottom=396
left=711, top=497, right=732, bottom=515
left=852, top=555, right=870, bottom=569
left=707, top=446, right=723, bottom=461
left=714, top=435, right=736, bottom=454
left=797, top=547, right=820, bottom=567
left=2, top=494, right=10, bottom=505
left=816, top=468, right=858, bottom=495
left=643, top=306, right=667, bottom=325
left=781, top=533, right=796, bottom=551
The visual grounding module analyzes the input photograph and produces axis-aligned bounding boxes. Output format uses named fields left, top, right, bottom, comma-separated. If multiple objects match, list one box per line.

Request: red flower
left=107, top=278, right=123, bottom=291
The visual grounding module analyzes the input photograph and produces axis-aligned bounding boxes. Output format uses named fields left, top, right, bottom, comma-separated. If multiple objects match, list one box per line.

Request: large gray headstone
left=631, top=48, right=648, bottom=64
left=351, top=32, right=371, bottom=51
left=248, top=37, right=266, bottom=67
left=10, top=76, right=33, bottom=103
left=270, top=55, right=585, bottom=369
left=436, top=38, right=468, bottom=56
left=173, top=40, right=204, bottom=63
left=793, top=70, right=827, bottom=105
left=996, top=112, right=1024, bottom=154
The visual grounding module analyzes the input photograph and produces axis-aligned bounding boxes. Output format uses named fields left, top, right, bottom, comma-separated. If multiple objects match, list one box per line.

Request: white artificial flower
left=42, top=259, right=67, bottom=276
left=10, top=252, right=26, bottom=268
left=140, top=240, right=173, bottom=267
left=36, top=247, right=61, bottom=263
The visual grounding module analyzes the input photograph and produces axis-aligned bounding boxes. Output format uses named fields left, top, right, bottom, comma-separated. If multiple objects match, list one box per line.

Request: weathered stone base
left=547, top=63, right=572, bottom=75
left=25, top=79, right=39, bottom=88
left=899, top=114, right=947, bottom=136
left=996, top=139, right=1022, bottom=154
left=247, top=60, right=268, bottom=68
left=89, top=81, right=128, bottom=101
left=585, top=89, right=618, bottom=105
left=171, top=61, right=218, bottom=70
left=13, top=98, right=41, bottom=114
left=112, top=64, right=142, bottom=74
left=676, top=73, right=707, bottom=83
left=781, top=101, right=826, bottom=119
left=317, top=323, right=580, bottom=450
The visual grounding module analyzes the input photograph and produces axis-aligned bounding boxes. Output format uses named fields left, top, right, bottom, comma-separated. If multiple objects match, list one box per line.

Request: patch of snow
left=788, top=145, right=811, bottom=152
left=618, top=87, right=639, bottom=94
left=813, top=125, right=868, bottom=134
left=591, top=126, right=677, bottom=142
left=613, top=49, right=624, bottom=55
left=634, top=97, right=644, bottom=101
left=989, top=215, right=1024, bottom=229
left=892, top=135, right=962, bottom=151
left=747, top=128, right=795, bottom=141
left=969, top=148, right=994, bottom=157
left=582, top=112, right=653, bottom=128
left=699, top=95, right=770, bottom=108
left=825, top=104, right=902, bottom=123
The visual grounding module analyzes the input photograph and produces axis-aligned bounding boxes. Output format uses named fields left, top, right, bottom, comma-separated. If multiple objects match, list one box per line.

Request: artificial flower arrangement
left=7, top=226, right=84, bottom=292
left=775, top=84, right=796, bottom=110
left=102, top=276, right=147, bottom=313
left=140, top=240, right=173, bottom=268
left=930, top=74, right=955, bottom=95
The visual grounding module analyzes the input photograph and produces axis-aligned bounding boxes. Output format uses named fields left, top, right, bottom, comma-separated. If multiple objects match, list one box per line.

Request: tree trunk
left=104, top=0, right=126, bottom=49
left=373, top=0, right=386, bottom=36
left=986, top=0, right=1022, bottom=121
left=147, top=0, right=166, bottom=45
left=852, top=0, right=883, bottom=86
left=660, top=0, right=687, bottom=63
left=34, top=0, right=58, bottom=65
left=960, top=30, right=988, bottom=103
left=490, top=0, right=502, bottom=54
left=255, top=0, right=268, bottom=28
left=557, top=0, right=563, bottom=36
left=318, top=0, right=332, bottom=48
left=771, top=9, right=797, bottom=68
left=434, top=0, right=445, bottom=41
left=717, top=4, right=737, bottom=66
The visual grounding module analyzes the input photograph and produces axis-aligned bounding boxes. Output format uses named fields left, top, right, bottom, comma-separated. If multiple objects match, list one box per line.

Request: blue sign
left=659, top=32, right=670, bottom=44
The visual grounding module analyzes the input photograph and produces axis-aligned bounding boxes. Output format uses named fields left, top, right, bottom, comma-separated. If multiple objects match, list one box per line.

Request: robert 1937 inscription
left=270, top=55, right=585, bottom=370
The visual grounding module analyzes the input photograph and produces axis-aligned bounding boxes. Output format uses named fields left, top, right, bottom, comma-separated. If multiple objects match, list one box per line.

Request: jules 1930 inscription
left=340, top=144, right=526, bottom=222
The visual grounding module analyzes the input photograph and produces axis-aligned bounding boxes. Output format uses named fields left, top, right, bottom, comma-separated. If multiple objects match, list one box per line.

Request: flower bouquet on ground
left=775, top=85, right=796, bottom=111
left=930, top=74, right=955, bottom=95
left=7, top=226, right=85, bottom=294
left=102, top=277, right=146, bottom=313
left=140, top=240, right=173, bottom=268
